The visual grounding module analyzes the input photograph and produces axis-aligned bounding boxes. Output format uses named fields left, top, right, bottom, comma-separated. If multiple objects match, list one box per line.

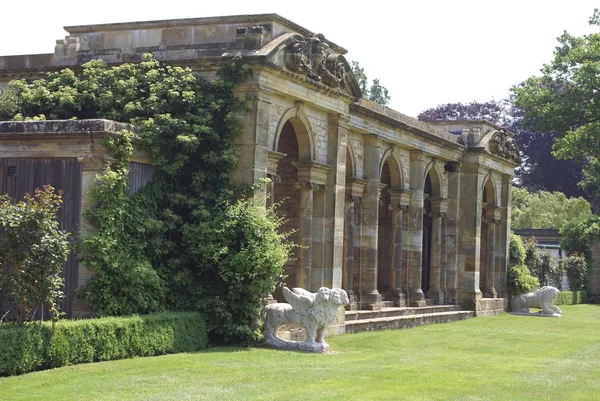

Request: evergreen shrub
left=0, top=312, right=206, bottom=376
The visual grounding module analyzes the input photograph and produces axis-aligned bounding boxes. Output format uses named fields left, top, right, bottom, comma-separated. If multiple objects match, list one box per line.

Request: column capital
left=388, top=188, right=413, bottom=210
left=483, top=204, right=504, bottom=223
left=345, top=177, right=368, bottom=199
left=429, top=197, right=451, bottom=214
left=295, top=181, right=325, bottom=191
left=267, top=150, right=287, bottom=176
left=292, top=160, right=331, bottom=186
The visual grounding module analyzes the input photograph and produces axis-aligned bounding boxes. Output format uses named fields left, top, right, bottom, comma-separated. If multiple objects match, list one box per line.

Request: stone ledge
left=345, top=310, right=475, bottom=334
left=0, top=119, right=134, bottom=136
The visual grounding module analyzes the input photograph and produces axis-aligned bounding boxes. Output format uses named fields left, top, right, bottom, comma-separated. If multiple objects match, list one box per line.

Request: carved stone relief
left=284, top=34, right=349, bottom=90
left=489, top=129, right=521, bottom=163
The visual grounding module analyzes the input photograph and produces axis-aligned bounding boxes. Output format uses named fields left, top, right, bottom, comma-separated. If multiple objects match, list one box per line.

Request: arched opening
left=273, top=118, right=313, bottom=291
left=422, top=174, right=433, bottom=294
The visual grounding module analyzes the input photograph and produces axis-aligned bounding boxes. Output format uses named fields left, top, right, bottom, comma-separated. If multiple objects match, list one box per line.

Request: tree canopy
left=351, top=61, right=391, bottom=105
left=511, top=186, right=592, bottom=229
left=512, top=9, right=600, bottom=199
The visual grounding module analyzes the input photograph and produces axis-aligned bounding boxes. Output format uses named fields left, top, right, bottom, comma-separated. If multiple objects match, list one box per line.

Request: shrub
left=509, top=232, right=526, bottom=266
left=507, top=264, right=540, bottom=297
left=0, top=186, right=70, bottom=325
left=507, top=233, right=539, bottom=296
left=560, top=254, right=588, bottom=291
left=173, top=198, right=292, bottom=346
left=0, top=312, right=207, bottom=376
left=555, top=291, right=588, bottom=305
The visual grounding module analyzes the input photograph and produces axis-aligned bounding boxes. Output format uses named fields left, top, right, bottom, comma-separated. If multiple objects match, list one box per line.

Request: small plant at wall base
left=4, top=54, right=292, bottom=345
left=0, top=186, right=70, bottom=326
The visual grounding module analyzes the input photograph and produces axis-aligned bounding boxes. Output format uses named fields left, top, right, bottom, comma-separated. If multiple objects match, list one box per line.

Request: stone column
left=295, top=181, right=315, bottom=289
left=388, top=189, right=412, bottom=307
left=457, top=162, right=485, bottom=311
left=359, top=135, right=383, bottom=310
left=497, top=175, right=513, bottom=299
left=293, top=161, right=331, bottom=291
left=427, top=198, right=450, bottom=304
left=483, top=205, right=502, bottom=298
left=326, top=113, right=350, bottom=291
left=344, top=178, right=367, bottom=310
left=407, top=151, right=427, bottom=307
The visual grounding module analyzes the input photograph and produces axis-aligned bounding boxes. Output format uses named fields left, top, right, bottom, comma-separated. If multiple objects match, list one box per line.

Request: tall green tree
left=351, top=61, right=391, bottom=105
left=512, top=9, right=600, bottom=199
left=511, top=187, right=592, bottom=229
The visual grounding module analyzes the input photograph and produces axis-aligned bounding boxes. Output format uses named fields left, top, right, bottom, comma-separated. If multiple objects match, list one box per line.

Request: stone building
left=0, top=14, right=520, bottom=316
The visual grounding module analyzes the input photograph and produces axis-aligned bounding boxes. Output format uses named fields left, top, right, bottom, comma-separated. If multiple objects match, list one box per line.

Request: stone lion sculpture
left=510, top=286, right=562, bottom=316
left=261, top=286, right=349, bottom=352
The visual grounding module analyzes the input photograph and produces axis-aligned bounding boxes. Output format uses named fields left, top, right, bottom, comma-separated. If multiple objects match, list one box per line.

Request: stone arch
left=274, top=106, right=314, bottom=162
left=380, top=148, right=404, bottom=189
left=424, top=161, right=443, bottom=198
left=346, top=143, right=357, bottom=178
left=482, top=173, right=499, bottom=206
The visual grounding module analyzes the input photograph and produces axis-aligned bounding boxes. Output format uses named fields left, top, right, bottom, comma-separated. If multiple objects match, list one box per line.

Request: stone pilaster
left=295, top=181, right=315, bottom=289
left=326, top=113, right=349, bottom=290
left=407, top=151, right=426, bottom=306
left=388, top=188, right=412, bottom=307
left=359, top=135, right=383, bottom=310
left=427, top=198, right=450, bottom=304
left=457, top=163, right=485, bottom=310
left=483, top=205, right=503, bottom=298
left=497, top=175, right=513, bottom=299
left=343, top=178, right=367, bottom=310
left=293, top=161, right=331, bottom=291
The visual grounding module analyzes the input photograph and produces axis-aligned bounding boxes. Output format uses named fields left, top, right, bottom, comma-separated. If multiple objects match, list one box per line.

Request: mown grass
left=1, top=305, right=599, bottom=401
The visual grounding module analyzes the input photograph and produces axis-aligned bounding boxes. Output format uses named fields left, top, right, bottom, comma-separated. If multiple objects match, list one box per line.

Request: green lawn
left=1, top=305, right=599, bottom=401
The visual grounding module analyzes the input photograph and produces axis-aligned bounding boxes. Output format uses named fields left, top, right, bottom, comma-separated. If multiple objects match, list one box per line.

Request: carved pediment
left=283, top=33, right=360, bottom=98
left=488, top=129, right=521, bottom=164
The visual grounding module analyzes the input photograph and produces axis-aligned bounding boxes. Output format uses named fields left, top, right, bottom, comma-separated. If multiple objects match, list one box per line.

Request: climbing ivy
left=3, top=55, right=292, bottom=344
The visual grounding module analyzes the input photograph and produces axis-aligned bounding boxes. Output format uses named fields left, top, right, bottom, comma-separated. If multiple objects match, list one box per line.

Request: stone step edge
left=344, top=311, right=474, bottom=326
left=345, top=305, right=461, bottom=318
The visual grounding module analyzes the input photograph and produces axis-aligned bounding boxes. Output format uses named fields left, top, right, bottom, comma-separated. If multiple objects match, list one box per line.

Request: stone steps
left=345, top=305, right=463, bottom=321
left=344, top=306, right=475, bottom=334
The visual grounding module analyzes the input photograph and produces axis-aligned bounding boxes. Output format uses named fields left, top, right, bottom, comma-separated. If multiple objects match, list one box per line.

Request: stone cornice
left=64, top=14, right=347, bottom=54
left=349, top=103, right=466, bottom=152
left=292, top=160, right=331, bottom=186
left=0, top=119, right=136, bottom=138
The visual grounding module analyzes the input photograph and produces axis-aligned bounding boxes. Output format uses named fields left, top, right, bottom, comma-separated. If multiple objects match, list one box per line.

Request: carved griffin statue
left=510, top=286, right=562, bottom=316
left=261, top=286, right=349, bottom=352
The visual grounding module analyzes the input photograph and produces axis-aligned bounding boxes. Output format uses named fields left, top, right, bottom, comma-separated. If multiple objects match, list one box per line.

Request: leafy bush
left=507, top=233, right=539, bottom=296
left=560, top=254, right=588, bottom=291
left=171, top=198, right=292, bottom=345
left=0, top=312, right=207, bottom=376
left=555, top=291, right=588, bottom=305
left=509, top=232, right=526, bottom=267
left=0, top=186, right=70, bottom=325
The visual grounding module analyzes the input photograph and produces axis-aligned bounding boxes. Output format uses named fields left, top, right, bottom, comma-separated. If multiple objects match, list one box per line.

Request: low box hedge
left=555, top=291, right=588, bottom=305
left=0, top=312, right=207, bottom=376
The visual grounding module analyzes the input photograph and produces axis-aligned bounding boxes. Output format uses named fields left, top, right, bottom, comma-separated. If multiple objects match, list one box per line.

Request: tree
left=511, top=186, right=592, bottom=229
left=351, top=61, right=390, bottom=105
left=512, top=9, right=600, bottom=200
left=0, top=186, right=70, bottom=326
left=418, top=100, right=588, bottom=198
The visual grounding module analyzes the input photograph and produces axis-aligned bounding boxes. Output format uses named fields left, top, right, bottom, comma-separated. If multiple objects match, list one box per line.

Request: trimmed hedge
left=0, top=312, right=207, bottom=376
left=555, top=291, right=588, bottom=305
